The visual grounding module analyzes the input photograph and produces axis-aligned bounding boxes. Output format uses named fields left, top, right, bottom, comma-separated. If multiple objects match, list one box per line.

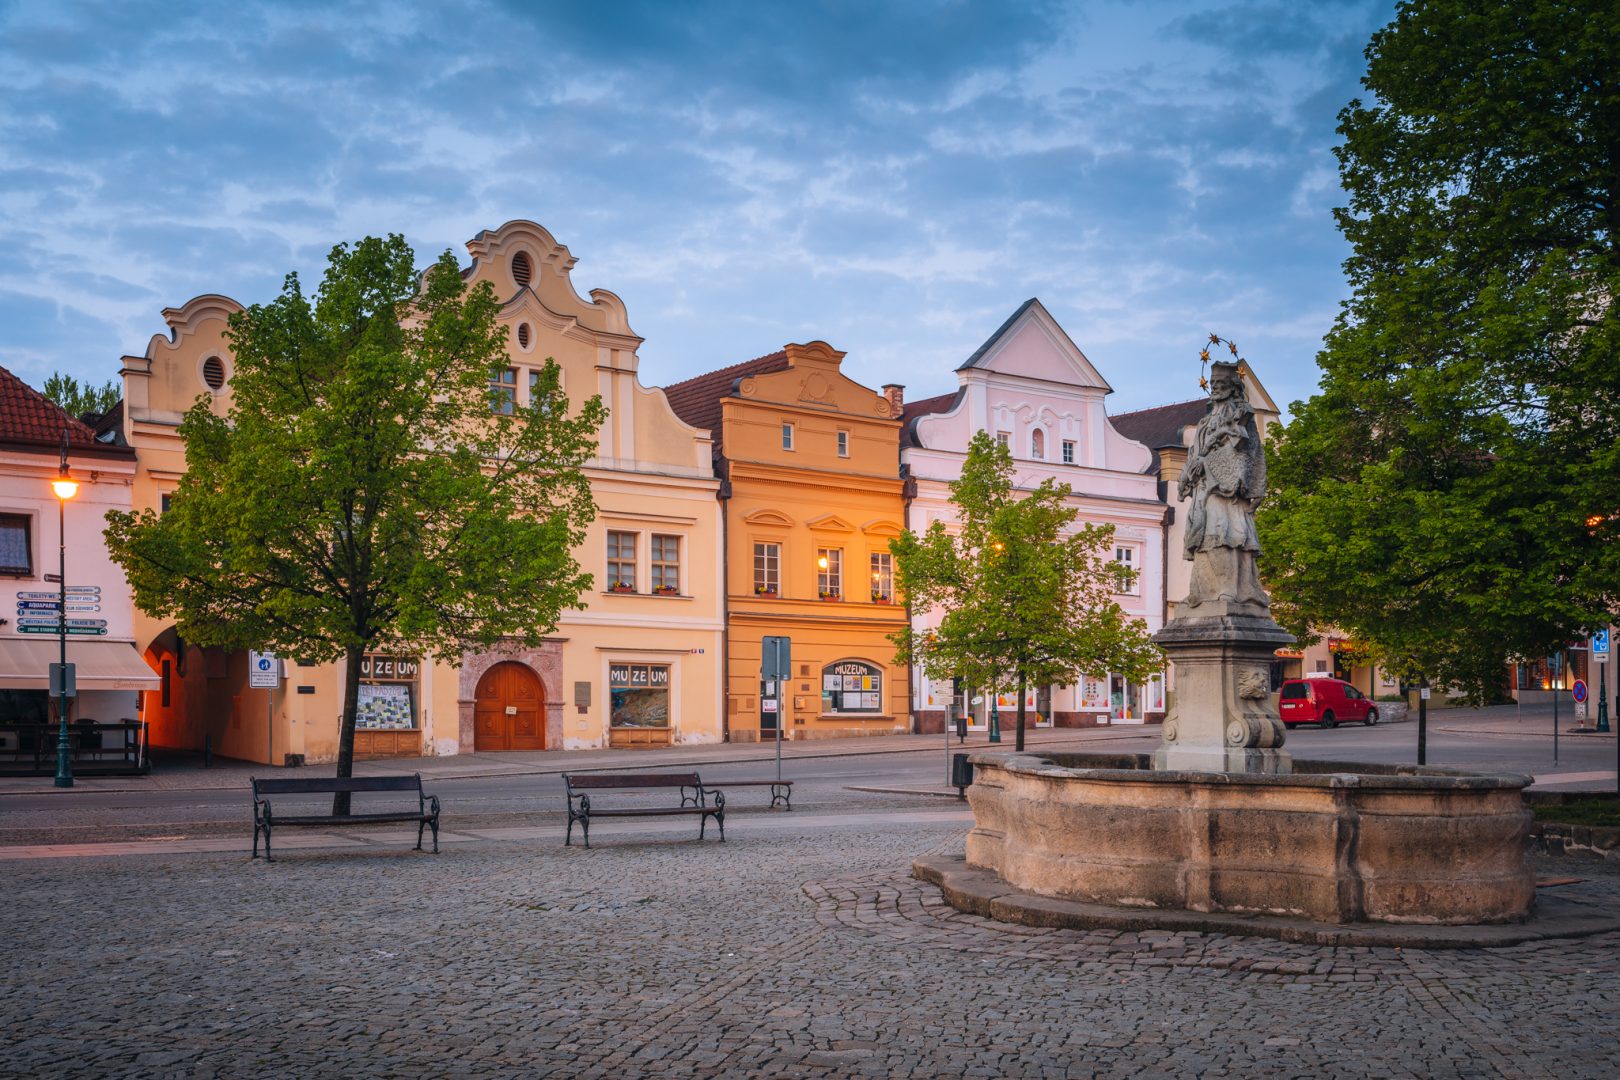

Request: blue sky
left=0, top=0, right=1395, bottom=417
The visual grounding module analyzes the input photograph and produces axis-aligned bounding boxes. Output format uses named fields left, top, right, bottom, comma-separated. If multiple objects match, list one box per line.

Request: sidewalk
left=1433, top=702, right=1618, bottom=740
left=0, top=723, right=1160, bottom=795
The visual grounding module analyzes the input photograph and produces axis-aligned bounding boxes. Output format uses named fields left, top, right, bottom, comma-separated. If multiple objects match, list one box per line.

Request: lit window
left=822, top=659, right=882, bottom=714
left=1031, top=429, right=1045, bottom=459
left=870, top=552, right=893, bottom=602
left=651, top=534, right=680, bottom=594
left=837, top=430, right=849, bottom=457
left=489, top=367, right=517, bottom=415
left=1061, top=440, right=1075, bottom=464
left=607, top=531, right=637, bottom=591
left=0, top=514, right=32, bottom=576
left=817, top=547, right=842, bottom=599
left=782, top=423, right=795, bottom=450
left=753, top=542, right=780, bottom=596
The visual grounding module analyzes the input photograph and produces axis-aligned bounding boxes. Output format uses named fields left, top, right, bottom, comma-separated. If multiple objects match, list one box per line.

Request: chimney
left=882, top=384, right=905, bottom=413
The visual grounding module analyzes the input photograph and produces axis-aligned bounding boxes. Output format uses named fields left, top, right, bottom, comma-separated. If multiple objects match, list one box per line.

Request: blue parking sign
left=1594, top=629, right=1610, bottom=661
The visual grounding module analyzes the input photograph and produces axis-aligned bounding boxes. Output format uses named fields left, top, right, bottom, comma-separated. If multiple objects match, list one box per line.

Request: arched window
left=822, top=659, right=883, bottom=714
left=1031, top=428, right=1046, bottom=460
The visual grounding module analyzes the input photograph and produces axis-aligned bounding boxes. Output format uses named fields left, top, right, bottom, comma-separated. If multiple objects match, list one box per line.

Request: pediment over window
left=743, top=509, right=794, bottom=528
left=805, top=513, right=855, bottom=532
left=861, top=519, right=903, bottom=537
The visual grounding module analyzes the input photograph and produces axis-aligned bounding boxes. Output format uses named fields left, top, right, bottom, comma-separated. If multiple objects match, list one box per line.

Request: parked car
left=1278, top=676, right=1378, bottom=728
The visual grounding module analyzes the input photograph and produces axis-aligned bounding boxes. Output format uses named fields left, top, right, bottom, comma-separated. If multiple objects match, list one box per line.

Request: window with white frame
left=995, top=431, right=1010, bottom=449
left=753, top=542, right=780, bottom=595
left=870, top=551, right=893, bottom=602
left=1031, top=428, right=1045, bottom=459
left=781, top=422, right=795, bottom=450
left=817, top=547, right=842, bottom=599
left=836, top=429, right=849, bottom=457
left=1114, top=545, right=1138, bottom=593
left=1061, top=439, right=1075, bottom=464
left=651, top=534, right=680, bottom=594
left=0, top=514, right=31, bottom=576
left=607, top=530, right=637, bottom=591
left=488, top=367, right=517, bottom=414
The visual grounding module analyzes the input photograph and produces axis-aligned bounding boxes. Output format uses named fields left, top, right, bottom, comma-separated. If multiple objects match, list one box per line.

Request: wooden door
left=474, top=662, right=546, bottom=751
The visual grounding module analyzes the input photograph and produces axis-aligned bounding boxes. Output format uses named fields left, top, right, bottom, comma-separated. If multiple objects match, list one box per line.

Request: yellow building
left=666, top=341, right=910, bottom=741
left=114, top=220, right=724, bottom=763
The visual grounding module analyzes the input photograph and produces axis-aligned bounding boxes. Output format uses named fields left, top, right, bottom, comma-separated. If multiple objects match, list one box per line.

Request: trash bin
left=950, top=752, right=973, bottom=799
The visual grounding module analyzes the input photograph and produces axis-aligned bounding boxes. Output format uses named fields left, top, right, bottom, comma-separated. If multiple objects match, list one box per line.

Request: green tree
left=891, top=431, right=1161, bottom=751
left=1260, top=0, right=1620, bottom=701
left=105, top=235, right=606, bottom=809
left=42, top=372, right=120, bottom=418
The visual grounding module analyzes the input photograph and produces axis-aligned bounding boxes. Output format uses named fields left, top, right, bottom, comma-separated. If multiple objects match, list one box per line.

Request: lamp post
left=51, top=433, right=79, bottom=788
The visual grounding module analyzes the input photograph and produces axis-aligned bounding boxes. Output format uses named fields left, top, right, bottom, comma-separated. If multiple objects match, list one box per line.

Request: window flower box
left=754, top=586, right=778, bottom=598
left=608, top=582, right=636, bottom=594
left=653, top=585, right=679, bottom=596
left=818, top=590, right=841, bottom=601
left=871, top=593, right=893, bottom=604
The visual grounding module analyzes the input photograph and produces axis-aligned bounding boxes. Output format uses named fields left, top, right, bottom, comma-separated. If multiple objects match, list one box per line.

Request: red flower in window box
left=818, top=590, right=841, bottom=601
left=608, top=582, right=636, bottom=594
left=653, top=585, right=679, bottom=596
left=754, top=585, right=778, bottom=598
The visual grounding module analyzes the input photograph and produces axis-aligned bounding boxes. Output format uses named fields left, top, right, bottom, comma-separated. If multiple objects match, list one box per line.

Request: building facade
left=901, top=300, right=1168, bottom=730
left=114, top=220, right=724, bottom=764
left=666, top=341, right=911, bottom=741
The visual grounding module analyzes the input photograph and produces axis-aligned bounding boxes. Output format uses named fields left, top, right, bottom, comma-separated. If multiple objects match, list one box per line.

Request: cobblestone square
left=4, top=814, right=1618, bottom=1078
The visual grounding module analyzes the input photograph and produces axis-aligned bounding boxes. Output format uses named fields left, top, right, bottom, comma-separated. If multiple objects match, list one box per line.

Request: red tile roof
left=662, top=350, right=792, bottom=455
left=899, top=390, right=960, bottom=448
left=1109, top=398, right=1207, bottom=451
left=0, top=366, right=132, bottom=458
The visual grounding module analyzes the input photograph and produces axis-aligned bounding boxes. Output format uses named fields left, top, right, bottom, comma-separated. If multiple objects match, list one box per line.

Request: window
left=1280, top=683, right=1307, bottom=701
left=836, top=429, right=849, bottom=457
left=753, top=542, right=780, bottom=595
left=817, top=547, right=842, bottom=599
left=1114, top=546, right=1137, bottom=593
left=1061, top=440, right=1075, bottom=464
left=870, top=552, right=893, bottom=602
left=782, top=422, right=795, bottom=450
left=606, top=530, right=637, bottom=591
left=356, top=655, right=421, bottom=731
left=489, top=367, right=517, bottom=414
left=1031, top=429, right=1045, bottom=460
left=610, top=663, right=671, bottom=729
left=651, top=534, right=680, bottom=594
left=995, top=431, right=1010, bottom=449
left=822, top=659, right=882, bottom=714
left=0, top=514, right=31, bottom=576
left=512, top=250, right=533, bottom=288
left=516, top=322, right=532, bottom=349
left=201, top=355, right=227, bottom=391
left=160, top=493, right=173, bottom=515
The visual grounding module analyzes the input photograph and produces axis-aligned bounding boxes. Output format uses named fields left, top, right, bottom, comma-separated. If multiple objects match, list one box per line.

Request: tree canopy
left=891, top=431, right=1161, bottom=749
left=105, top=235, right=606, bottom=801
left=1260, top=0, right=1620, bottom=699
left=42, top=372, right=120, bottom=419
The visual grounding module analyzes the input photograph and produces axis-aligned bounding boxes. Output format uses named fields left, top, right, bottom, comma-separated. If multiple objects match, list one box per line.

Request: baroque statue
left=1179, top=360, right=1268, bottom=612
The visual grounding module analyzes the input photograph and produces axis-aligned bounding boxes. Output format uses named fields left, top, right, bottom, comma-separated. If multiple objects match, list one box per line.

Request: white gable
left=962, top=299, right=1111, bottom=393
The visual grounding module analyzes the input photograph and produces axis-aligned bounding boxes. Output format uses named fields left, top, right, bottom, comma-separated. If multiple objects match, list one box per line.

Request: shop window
left=488, top=366, right=517, bottom=415
left=1031, top=428, right=1045, bottom=460
left=753, top=542, right=780, bottom=595
left=607, top=530, right=637, bottom=591
left=837, top=429, right=849, bottom=457
left=651, top=534, right=680, bottom=594
left=870, top=551, right=893, bottom=602
left=0, top=514, right=32, bottom=576
left=782, top=422, right=795, bottom=450
left=356, top=655, right=420, bottom=731
left=822, top=659, right=882, bottom=714
left=1061, top=440, right=1075, bottom=464
left=817, top=547, right=842, bottom=599
left=610, top=662, right=671, bottom=728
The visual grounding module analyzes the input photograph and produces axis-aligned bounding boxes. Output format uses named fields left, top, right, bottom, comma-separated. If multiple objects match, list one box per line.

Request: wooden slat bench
left=684, top=779, right=794, bottom=811
left=251, top=774, right=441, bottom=862
left=563, top=771, right=724, bottom=848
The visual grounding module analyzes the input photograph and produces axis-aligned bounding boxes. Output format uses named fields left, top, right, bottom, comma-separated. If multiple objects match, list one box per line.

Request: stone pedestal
left=1154, top=601, right=1294, bottom=773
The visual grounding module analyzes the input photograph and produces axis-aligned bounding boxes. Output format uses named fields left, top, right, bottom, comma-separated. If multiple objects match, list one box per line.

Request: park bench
left=251, top=774, right=441, bottom=862
left=563, top=771, right=724, bottom=848
left=684, top=778, right=793, bottom=811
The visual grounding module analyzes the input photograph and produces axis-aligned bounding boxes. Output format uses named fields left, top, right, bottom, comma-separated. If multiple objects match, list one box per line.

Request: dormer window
left=512, top=251, right=533, bottom=289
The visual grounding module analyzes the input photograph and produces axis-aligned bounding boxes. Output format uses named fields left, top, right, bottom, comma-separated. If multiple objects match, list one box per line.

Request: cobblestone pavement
left=4, top=817, right=1619, bottom=1078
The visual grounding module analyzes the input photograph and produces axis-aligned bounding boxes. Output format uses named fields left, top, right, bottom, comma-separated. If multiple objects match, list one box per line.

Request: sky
left=0, top=0, right=1397, bottom=419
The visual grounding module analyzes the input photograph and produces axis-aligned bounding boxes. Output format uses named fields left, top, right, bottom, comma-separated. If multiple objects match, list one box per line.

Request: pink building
left=901, top=299, right=1168, bottom=730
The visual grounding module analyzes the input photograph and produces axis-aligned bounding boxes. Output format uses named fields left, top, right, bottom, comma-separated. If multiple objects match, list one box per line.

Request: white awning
left=0, top=638, right=161, bottom=691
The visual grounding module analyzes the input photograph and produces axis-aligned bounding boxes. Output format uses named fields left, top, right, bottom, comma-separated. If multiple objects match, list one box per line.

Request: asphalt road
left=0, top=706, right=1612, bottom=846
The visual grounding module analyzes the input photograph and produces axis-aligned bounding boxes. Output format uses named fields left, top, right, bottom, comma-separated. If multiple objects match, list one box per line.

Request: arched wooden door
left=474, top=662, right=546, bottom=751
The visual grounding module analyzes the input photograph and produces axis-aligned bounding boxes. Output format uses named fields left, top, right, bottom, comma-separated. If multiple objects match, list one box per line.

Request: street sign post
left=1594, top=630, right=1611, bottom=734
left=760, top=636, right=791, bottom=780
left=249, top=651, right=281, bottom=766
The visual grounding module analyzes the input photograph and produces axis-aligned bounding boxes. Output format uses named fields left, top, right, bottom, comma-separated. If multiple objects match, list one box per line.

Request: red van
left=1278, top=677, right=1378, bottom=728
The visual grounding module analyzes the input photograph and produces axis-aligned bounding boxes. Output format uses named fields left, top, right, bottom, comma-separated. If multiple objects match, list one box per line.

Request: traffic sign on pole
left=1572, top=679, right=1587, bottom=704
left=1593, top=629, right=1610, bottom=661
left=248, top=650, right=281, bottom=689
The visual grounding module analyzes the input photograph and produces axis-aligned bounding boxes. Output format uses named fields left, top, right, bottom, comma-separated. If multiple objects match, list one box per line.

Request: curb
left=911, top=854, right=1620, bottom=950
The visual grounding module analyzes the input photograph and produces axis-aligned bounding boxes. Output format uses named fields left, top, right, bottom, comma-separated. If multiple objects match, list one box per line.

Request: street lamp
left=51, top=434, right=78, bottom=789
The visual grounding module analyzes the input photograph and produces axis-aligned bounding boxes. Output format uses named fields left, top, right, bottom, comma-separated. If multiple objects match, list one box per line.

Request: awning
left=0, top=638, right=161, bottom=691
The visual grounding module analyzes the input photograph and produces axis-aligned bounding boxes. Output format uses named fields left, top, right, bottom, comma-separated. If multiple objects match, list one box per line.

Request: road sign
left=1594, top=629, right=1611, bottom=661
left=249, top=650, right=281, bottom=689
left=1572, top=679, right=1588, bottom=704
left=761, top=636, right=791, bottom=681
left=18, top=625, right=105, bottom=635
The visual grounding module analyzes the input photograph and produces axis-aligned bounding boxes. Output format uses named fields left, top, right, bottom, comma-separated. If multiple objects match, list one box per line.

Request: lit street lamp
left=51, top=431, right=79, bottom=789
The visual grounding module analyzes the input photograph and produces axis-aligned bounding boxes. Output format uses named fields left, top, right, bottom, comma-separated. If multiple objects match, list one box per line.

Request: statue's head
left=1210, top=362, right=1245, bottom=401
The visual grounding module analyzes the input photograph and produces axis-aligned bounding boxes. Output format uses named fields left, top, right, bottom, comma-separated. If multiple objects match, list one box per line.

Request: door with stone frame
left=474, top=661, right=546, bottom=751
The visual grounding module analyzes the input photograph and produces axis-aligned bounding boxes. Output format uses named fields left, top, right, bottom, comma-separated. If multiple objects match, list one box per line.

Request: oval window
left=511, top=251, right=532, bottom=289
left=517, top=323, right=531, bottom=349
left=202, top=356, right=227, bottom=391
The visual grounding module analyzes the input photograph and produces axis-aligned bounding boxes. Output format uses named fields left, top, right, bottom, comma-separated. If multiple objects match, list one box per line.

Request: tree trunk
left=1015, top=669, right=1027, bottom=752
left=333, top=641, right=364, bottom=815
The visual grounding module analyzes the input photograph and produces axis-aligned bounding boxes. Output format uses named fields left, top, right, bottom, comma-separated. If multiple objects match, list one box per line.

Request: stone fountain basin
left=963, top=751, right=1535, bottom=926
